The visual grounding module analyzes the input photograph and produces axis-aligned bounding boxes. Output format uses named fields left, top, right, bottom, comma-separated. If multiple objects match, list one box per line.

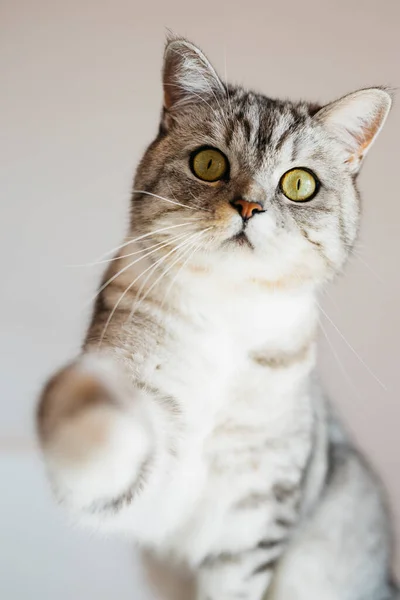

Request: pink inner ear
left=346, top=105, right=388, bottom=165
left=315, top=89, right=391, bottom=173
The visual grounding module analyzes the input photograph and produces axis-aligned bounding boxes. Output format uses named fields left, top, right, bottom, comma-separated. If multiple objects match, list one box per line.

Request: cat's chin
left=224, top=231, right=254, bottom=250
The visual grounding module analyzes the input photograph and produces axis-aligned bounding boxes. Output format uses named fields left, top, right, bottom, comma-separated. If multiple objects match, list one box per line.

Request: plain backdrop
left=1, top=0, right=399, bottom=598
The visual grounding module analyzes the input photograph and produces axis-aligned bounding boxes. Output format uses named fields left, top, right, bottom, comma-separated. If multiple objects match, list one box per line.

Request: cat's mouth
left=227, top=230, right=254, bottom=250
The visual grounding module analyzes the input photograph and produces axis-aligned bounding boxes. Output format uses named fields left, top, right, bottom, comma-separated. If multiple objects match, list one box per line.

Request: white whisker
left=96, top=245, right=185, bottom=348
left=318, top=316, right=361, bottom=399
left=132, top=189, right=211, bottom=213
left=317, top=301, right=388, bottom=391
left=137, top=238, right=198, bottom=312
left=71, top=221, right=198, bottom=268
left=167, top=181, right=207, bottom=213
left=129, top=228, right=213, bottom=321
left=84, top=230, right=194, bottom=309
left=186, top=188, right=209, bottom=211
left=161, top=239, right=203, bottom=308
left=70, top=228, right=195, bottom=267
left=350, top=249, right=385, bottom=285
left=98, top=228, right=211, bottom=346
left=125, top=233, right=202, bottom=312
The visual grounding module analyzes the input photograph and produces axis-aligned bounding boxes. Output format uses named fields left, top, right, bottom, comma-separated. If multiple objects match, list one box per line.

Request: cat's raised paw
left=37, top=361, right=117, bottom=449
left=36, top=356, right=152, bottom=510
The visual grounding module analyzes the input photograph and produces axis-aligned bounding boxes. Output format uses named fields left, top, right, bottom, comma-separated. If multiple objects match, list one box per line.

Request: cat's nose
left=230, top=199, right=264, bottom=221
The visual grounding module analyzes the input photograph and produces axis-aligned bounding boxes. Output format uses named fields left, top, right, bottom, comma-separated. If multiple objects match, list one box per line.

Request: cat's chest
left=129, top=292, right=316, bottom=554
left=147, top=287, right=316, bottom=428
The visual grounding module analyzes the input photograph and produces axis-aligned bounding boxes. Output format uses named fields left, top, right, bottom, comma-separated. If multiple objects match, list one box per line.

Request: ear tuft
left=315, top=88, right=392, bottom=174
left=162, top=36, right=225, bottom=110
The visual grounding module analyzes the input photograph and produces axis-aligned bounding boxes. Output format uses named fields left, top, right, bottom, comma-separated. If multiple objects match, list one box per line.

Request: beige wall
left=1, top=0, right=399, bottom=595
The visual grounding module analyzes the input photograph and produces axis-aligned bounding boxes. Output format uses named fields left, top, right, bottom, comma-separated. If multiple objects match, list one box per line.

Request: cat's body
left=37, top=38, right=398, bottom=600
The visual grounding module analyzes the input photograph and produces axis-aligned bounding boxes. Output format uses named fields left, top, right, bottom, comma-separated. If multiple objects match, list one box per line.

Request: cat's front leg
left=37, top=354, right=168, bottom=522
left=197, top=545, right=282, bottom=600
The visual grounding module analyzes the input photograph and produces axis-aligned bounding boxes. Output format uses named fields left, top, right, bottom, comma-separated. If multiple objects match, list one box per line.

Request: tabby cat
left=37, top=36, right=398, bottom=600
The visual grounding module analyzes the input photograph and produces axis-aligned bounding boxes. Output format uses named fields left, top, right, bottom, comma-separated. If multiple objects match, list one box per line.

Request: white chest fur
left=117, top=273, right=318, bottom=564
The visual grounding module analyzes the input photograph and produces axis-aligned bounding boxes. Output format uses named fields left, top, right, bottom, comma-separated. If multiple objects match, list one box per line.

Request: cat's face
left=131, top=38, right=391, bottom=288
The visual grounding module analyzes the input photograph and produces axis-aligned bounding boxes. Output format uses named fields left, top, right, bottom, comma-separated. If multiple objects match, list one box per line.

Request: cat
left=37, top=36, right=398, bottom=600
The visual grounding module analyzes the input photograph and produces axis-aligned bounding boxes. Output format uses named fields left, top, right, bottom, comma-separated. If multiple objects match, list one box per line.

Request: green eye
left=190, top=147, right=228, bottom=182
left=280, top=168, right=318, bottom=202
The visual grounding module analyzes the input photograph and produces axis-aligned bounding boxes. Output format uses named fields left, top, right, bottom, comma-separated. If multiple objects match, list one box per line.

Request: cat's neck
left=115, top=237, right=319, bottom=348
left=170, top=257, right=319, bottom=354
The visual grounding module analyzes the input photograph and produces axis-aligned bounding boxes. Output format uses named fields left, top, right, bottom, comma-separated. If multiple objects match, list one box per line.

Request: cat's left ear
left=314, top=88, right=392, bottom=174
left=162, top=36, right=225, bottom=111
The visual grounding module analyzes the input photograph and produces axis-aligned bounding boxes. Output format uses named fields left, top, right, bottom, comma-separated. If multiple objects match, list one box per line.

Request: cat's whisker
left=98, top=228, right=211, bottom=346
left=124, top=232, right=203, bottom=313
left=97, top=234, right=197, bottom=347
left=186, top=188, right=212, bottom=213
left=167, top=182, right=206, bottom=214
left=349, top=249, right=386, bottom=285
left=319, top=285, right=341, bottom=311
left=77, top=221, right=199, bottom=267
left=316, top=300, right=388, bottom=391
left=132, top=189, right=211, bottom=213
left=129, top=228, right=213, bottom=322
left=318, top=316, right=362, bottom=400
left=69, top=228, right=196, bottom=268
left=131, top=227, right=212, bottom=311
left=84, top=230, right=195, bottom=309
left=96, top=249, right=180, bottom=348
left=160, top=239, right=203, bottom=309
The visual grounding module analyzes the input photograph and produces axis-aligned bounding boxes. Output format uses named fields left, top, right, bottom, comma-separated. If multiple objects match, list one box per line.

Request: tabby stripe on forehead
left=224, top=124, right=235, bottom=148
left=290, top=136, right=301, bottom=163
left=256, top=127, right=268, bottom=154
left=274, top=125, right=293, bottom=152
left=242, top=118, right=252, bottom=142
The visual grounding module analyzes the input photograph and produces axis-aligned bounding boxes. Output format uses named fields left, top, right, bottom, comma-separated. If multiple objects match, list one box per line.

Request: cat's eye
left=280, top=168, right=319, bottom=202
left=190, top=147, right=229, bottom=182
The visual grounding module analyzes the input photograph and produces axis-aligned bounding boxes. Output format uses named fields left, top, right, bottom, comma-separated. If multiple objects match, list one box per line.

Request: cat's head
left=131, top=37, right=391, bottom=288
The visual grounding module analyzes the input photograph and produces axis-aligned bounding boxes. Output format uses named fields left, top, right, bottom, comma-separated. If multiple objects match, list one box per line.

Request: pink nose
left=231, top=199, right=263, bottom=220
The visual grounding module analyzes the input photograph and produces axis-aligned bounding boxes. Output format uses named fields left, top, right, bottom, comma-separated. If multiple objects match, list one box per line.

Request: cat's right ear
left=162, top=36, right=225, bottom=113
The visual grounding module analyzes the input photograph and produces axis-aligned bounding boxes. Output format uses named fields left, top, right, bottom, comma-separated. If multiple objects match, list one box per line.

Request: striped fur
left=37, top=36, right=397, bottom=600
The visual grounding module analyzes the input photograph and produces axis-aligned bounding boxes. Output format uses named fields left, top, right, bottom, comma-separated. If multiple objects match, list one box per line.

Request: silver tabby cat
left=37, top=36, right=398, bottom=600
